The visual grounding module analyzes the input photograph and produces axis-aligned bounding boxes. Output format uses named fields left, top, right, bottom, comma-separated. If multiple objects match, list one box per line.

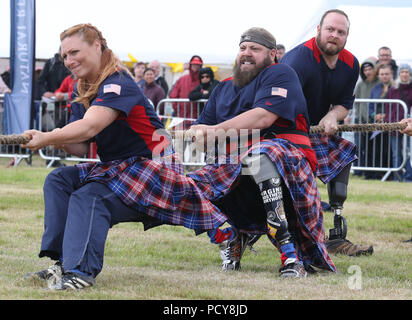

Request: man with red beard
left=188, top=27, right=335, bottom=278
left=281, top=9, right=373, bottom=256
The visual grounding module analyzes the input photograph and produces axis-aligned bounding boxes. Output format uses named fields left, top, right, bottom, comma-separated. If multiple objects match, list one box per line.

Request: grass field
left=0, top=157, right=411, bottom=301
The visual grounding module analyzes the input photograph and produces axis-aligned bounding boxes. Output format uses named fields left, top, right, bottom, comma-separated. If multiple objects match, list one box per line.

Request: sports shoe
left=279, top=259, right=307, bottom=278
left=24, top=262, right=63, bottom=286
left=219, top=232, right=248, bottom=271
left=326, top=238, right=373, bottom=256
left=49, top=272, right=95, bottom=291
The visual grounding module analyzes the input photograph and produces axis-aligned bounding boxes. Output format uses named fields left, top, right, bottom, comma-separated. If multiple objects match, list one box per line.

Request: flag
left=271, top=87, right=288, bottom=98
left=103, top=84, right=121, bottom=95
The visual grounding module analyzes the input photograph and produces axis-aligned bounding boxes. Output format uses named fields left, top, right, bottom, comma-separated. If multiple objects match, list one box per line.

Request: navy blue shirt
left=70, top=71, right=167, bottom=162
left=281, top=37, right=359, bottom=125
left=195, top=63, right=317, bottom=170
left=196, top=63, right=309, bottom=135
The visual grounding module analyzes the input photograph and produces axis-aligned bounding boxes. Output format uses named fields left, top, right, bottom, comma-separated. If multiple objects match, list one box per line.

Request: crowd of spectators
left=352, top=46, right=412, bottom=182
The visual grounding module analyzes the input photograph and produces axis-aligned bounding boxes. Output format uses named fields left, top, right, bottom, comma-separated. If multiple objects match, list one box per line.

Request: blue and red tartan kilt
left=310, top=134, right=357, bottom=184
left=187, top=138, right=336, bottom=272
left=75, top=153, right=228, bottom=232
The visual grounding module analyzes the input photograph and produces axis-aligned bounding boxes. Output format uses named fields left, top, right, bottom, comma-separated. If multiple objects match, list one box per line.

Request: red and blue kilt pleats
left=76, top=153, right=227, bottom=232
left=188, top=138, right=336, bottom=272
left=310, top=134, right=357, bottom=184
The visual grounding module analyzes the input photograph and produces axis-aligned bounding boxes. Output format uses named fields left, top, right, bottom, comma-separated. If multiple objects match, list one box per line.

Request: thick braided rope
left=309, top=122, right=407, bottom=134
left=170, top=122, right=408, bottom=140
left=0, top=122, right=407, bottom=145
left=0, top=134, right=31, bottom=145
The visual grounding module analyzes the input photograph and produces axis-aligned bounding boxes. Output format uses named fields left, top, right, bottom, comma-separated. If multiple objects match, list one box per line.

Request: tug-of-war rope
left=171, top=122, right=408, bottom=140
left=309, top=122, right=407, bottom=134
left=0, top=134, right=32, bottom=145
left=0, top=122, right=408, bottom=145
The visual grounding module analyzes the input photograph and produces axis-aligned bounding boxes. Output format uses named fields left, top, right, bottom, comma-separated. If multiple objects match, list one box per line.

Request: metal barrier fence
left=1, top=95, right=411, bottom=179
left=350, top=98, right=409, bottom=181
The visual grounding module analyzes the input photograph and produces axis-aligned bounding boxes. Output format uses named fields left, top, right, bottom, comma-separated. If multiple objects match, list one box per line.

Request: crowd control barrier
left=350, top=98, right=409, bottom=181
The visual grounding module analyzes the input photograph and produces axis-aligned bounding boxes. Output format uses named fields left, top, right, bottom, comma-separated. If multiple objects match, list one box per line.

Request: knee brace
left=242, top=154, right=292, bottom=246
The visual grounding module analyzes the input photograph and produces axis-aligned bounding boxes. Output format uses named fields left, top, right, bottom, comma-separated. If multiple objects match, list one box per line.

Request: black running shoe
left=279, top=260, right=307, bottom=278
left=50, top=272, right=95, bottom=291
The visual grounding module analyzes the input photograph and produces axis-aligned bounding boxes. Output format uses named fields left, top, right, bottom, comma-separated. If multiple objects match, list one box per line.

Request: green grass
left=0, top=158, right=411, bottom=300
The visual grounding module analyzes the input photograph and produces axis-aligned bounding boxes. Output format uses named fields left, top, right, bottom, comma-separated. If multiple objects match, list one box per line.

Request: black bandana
left=239, top=28, right=276, bottom=49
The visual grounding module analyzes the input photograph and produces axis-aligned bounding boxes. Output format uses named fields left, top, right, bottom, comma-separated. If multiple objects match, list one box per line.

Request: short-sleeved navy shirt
left=280, top=37, right=359, bottom=125
left=196, top=63, right=310, bottom=136
left=195, top=63, right=317, bottom=170
left=69, top=70, right=166, bottom=162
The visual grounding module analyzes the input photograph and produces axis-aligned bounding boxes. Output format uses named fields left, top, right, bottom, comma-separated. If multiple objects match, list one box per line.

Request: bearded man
left=281, top=9, right=374, bottom=256
left=187, top=27, right=335, bottom=278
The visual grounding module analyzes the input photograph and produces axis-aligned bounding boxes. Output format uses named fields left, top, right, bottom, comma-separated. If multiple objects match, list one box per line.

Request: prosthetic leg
left=242, top=154, right=306, bottom=278
left=326, top=164, right=374, bottom=256
left=327, top=164, right=350, bottom=241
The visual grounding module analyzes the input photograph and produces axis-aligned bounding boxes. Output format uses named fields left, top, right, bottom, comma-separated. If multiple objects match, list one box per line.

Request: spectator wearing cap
left=188, top=67, right=219, bottom=101
left=169, top=55, right=204, bottom=122
left=189, top=67, right=220, bottom=115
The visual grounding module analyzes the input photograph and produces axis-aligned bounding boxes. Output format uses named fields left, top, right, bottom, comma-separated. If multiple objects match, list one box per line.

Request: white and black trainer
left=49, top=272, right=95, bottom=291
left=279, top=258, right=307, bottom=278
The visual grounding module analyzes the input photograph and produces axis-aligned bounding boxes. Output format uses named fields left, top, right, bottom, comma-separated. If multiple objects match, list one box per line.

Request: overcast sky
left=1, top=0, right=412, bottom=65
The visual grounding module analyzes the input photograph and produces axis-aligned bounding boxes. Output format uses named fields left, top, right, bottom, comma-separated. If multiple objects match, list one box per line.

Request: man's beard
left=316, top=32, right=346, bottom=56
left=232, top=54, right=273, bottom=87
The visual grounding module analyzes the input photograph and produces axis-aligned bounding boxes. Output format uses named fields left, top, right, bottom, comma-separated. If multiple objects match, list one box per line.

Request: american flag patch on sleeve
left=271, top=87, right=287, bottom=98
left=103, top=84, right=121, bottom=95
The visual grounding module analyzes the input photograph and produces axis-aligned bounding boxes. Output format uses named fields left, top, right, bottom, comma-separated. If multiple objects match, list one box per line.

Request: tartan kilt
left=187, top=138, right=336, bottom=272
left=310, top=134, right=357, bottom=184
left=75, top=153, right=227, bottom=232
